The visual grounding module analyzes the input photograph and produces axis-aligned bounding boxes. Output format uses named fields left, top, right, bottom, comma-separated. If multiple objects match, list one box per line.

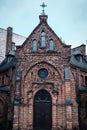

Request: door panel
left=33, top=90, right=52, bottom=130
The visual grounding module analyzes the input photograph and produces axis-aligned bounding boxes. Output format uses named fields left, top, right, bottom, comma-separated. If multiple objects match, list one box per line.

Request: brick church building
left=0, top=5, right=87, bottom=130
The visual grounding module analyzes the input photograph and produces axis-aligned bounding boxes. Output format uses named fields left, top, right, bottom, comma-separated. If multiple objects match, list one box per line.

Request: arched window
left=75, top=55, right=83, bottom=62
left=49, top=39, right=54, bottom=51
left=32, top=40, right=37, bottom=51
left=41, top=31, right=46, bottom=48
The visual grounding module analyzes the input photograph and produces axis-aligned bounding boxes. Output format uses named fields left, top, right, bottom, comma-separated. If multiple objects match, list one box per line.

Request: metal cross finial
left=40, top=2, right=47, bottom=15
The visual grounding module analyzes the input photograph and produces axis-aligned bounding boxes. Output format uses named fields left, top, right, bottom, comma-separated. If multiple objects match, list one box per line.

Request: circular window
left=38, top=68, right=48, bottom=79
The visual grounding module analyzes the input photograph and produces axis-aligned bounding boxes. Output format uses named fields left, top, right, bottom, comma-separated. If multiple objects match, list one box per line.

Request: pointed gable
left=16, top=14, right=71, bottom=58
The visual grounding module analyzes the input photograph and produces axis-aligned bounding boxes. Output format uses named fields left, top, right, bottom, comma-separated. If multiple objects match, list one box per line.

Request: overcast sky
left=0, top=0, right=87, bottom=49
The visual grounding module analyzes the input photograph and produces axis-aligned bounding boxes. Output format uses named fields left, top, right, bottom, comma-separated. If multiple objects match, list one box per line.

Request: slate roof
left=0, top=50, right=16, bottom=73
left=70, top=50, right=87, bottom=70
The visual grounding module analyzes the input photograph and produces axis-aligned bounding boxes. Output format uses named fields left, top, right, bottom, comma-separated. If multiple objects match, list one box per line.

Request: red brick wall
left=13, top=17, right=79, bottom=130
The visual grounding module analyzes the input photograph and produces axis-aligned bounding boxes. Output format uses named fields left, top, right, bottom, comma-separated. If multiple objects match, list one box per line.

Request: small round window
left=38, top=68, right=48, bottom=79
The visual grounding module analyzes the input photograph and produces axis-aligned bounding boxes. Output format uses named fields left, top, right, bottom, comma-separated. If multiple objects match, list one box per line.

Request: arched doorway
left=33, top=90, right=52, bottom=130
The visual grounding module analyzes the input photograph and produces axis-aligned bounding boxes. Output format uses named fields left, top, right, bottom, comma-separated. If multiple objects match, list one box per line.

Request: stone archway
left=33, top=89, right=52, bottom=130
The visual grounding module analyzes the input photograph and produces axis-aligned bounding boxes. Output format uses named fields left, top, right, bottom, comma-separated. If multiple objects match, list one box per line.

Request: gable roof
left=70, top=50, right=87, bottom=70
left=16, top=15, right=70, bottom=49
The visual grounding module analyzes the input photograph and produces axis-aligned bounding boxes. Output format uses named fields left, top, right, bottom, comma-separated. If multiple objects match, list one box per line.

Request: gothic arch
left=33, top=89, right=52, bottom=103
left=33, top=88, right=54, bottom=102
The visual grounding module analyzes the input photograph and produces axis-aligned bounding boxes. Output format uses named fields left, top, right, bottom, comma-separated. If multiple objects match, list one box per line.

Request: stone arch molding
left=24, top=61, right=63, bottom=82
left=32, top=88, right=57, bottom=105
left=23, top=61, right=63, bottom=102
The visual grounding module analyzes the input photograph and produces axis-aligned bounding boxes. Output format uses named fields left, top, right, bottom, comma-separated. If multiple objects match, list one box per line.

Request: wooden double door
left=33, top=90, right=52, bottom=130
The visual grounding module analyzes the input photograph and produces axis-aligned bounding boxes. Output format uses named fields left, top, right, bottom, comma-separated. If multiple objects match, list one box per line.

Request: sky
left=0, top=0, right=87, bottom=49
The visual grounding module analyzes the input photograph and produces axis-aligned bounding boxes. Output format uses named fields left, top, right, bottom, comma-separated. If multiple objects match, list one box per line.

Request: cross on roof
left=40, top=2, right=47, bottom=15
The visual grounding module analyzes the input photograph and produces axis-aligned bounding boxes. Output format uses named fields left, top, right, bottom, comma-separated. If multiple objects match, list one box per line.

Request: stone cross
left=40, top=2, right=47, bottom=15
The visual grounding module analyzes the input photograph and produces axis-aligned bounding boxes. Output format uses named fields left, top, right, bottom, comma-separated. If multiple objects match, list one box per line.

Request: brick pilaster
left=13, top=105, right=20, bottom=130
left=65, top=81, right=72, bottom=130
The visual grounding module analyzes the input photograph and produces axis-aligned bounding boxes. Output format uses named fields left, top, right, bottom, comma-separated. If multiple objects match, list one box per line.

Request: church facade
left=0, top=13, right=87, bottom=130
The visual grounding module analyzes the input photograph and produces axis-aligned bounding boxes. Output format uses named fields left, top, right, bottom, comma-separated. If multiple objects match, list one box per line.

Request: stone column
left=64, top=68, right=72, bottom=130
left=52, top=92, right=58, bottom=130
